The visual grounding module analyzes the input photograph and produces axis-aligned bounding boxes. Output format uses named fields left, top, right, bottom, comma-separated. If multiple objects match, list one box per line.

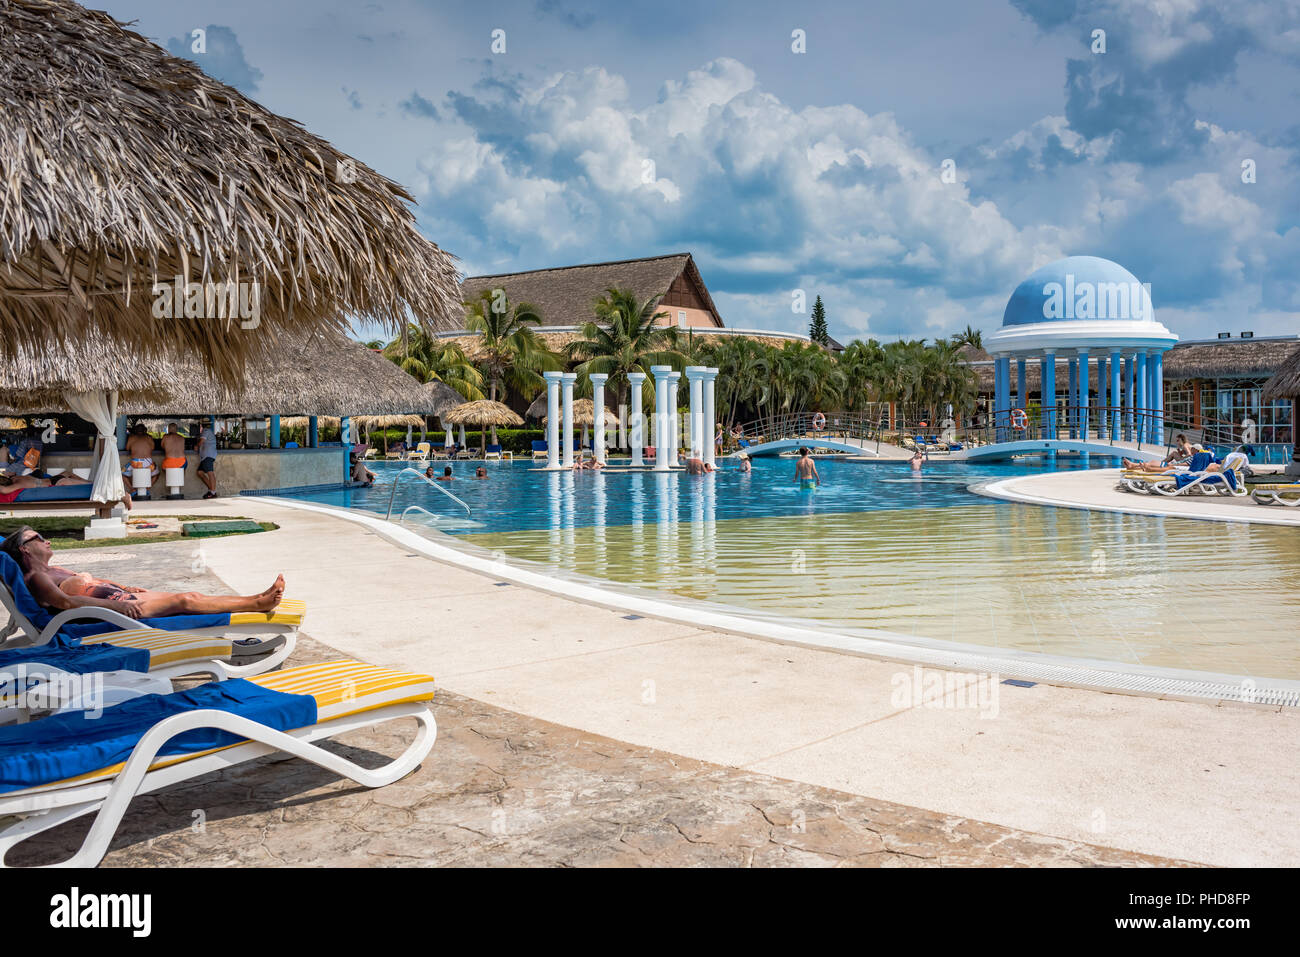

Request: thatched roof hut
left=1163, top=338, right=1300, bottom=381
left=1, top=0, right=461, bottom=387
left=541, top=398, right=616, bottom=427
left=123, top=333, right=444, bottom=416
left=442, top=400, right=524, bottom=427
left=1262, top=345, right=1300, bottom=402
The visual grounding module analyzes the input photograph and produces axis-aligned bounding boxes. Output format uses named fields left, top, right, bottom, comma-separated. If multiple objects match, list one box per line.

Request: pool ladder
left=384, top=467, right=471, bottom=525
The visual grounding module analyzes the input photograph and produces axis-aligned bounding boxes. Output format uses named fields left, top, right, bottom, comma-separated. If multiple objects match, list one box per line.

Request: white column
left=650, top=365, right=672, bottom=471
left=561, top=372, right=576, bottom=469
left=667, top=371, right=682, bottom=467
left=543, top=370, right=562, bottom=469
left=685, top=366, right=706, bottom=458
left=628, top=372, right=646, bottom=467
left=703, top=368, right=719, bottom=467
left=590, top=373, right=608, bottom=465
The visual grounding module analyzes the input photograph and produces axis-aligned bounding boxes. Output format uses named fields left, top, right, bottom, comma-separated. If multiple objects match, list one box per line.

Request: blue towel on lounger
left=0, top=642, right=148, bottom=676
left=0, top=679, right=317, bottom=794
left=1175, top=468, right=1235, bottom=491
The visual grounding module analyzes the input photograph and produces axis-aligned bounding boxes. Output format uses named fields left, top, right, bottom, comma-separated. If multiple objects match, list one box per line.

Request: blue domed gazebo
left=986, top=257, right=1178, bottom=443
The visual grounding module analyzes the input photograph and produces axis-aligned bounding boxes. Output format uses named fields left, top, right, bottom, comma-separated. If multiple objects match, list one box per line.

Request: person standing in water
left=910, top=449, right=925, bottom=471
left=793, top=447, right=819, bottom=490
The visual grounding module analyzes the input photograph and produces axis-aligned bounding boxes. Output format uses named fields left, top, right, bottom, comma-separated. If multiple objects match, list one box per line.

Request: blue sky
left=104, top=0, right=1300, bottom=343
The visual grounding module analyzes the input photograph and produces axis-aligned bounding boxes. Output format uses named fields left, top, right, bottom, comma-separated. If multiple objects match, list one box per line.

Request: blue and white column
left=1041, top=352, right=1056, bottom=437
left=1124, top=354, right=1135, bottom=441
left=1078, top=349, right=1090, bottom=441
left=590, top=373, right=608, bottom=466
left=543, top=370, right=563, bottom=470
left=650, top=365, right=672, bottom=472
left=628, top=372, right=646, bottom=467
left=1151, top=350, right=1164, bottom=444
left=560, top=372, right=576, bottom=469
left=1015, top=358, right=1026, bottom=414
left=993, top=356, right=1009, bottom=442
left=1134, top=351, right=1148, bottom=443
left=1067, top=358, right=1078, bottom=439
left=1109, top=350, right=1122, bottom=441
left=1096, top=356, right=1108, bottom=438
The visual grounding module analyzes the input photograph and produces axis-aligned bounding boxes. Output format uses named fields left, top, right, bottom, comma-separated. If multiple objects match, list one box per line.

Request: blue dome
left=1002, top=257, right=1152, bottom=327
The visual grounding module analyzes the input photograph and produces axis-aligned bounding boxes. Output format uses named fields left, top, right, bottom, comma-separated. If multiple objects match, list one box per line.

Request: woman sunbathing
left=0, top=472, right=82, bottom=504
left=2, top=525, right=285, bottom=620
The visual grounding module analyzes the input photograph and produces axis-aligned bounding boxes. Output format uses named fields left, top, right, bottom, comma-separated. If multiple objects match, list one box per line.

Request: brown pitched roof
left=460, top=253, right=723, bottom=328
left=1263, top=344, right=1300, bottom=401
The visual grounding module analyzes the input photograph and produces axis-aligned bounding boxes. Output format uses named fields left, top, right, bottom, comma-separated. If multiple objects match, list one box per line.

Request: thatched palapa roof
left=442, top=400, right=524, bottom=427
left=460, top=253, right=723, bottom=328
left=1263, top=345, right=1300, bottom=401
left=122, top=333, right=445, bottom=416
left=0, top=0, right=461, bottom=387
left=0, top=331, right=182, bottom=410
left=1163, top=338, right=1300, bottom=381
left=543, top=398, right=616, bottom=427
left=422, top=380, right=469, bottom=418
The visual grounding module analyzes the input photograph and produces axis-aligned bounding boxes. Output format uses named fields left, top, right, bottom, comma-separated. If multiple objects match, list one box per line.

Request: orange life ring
left=1010, top=408, right=1028, bottom=429
left=812, top=412, right=826, bottom=431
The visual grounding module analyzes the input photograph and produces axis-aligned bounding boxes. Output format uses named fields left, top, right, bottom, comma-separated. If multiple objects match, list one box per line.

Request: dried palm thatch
left=123, top=331, right=447, bottom=416
left=1262, top=344, right=1300, bottom=401
left=0, top=331, right=182, bottom=410
left=542, top=397, right=616, bottom=427
left=279, top=415, right=341, bottom=430
left=0, top=0, right=462, bottom=388
left=441, top=400, right=523, bottom=427
left=423, top=380, right=469, bottom=418
left=0, top=416, right=27, bottom=430
left=353, top=413, right=426, bottom=429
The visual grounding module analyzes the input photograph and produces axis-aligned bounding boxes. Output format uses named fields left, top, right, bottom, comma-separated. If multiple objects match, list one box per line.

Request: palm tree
left=464, top=289, right=561, bottom=440
left=382, top=325, right=484, bottom=400
left=705, top=337, right=770, bottom=429
left=566, top=288, right=684, bottom=413
left=952, top=325, right=983, bottom=351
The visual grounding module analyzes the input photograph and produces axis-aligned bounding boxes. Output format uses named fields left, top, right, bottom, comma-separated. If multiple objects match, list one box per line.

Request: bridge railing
left=731, top=411, right=891, bottom=455
left=731, top=406, right=1261, bottom=460
left=963, top=406, right=1245, bottom=455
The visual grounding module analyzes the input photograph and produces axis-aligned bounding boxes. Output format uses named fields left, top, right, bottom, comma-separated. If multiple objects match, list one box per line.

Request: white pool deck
left=76, top=477, right=1299, bottom=870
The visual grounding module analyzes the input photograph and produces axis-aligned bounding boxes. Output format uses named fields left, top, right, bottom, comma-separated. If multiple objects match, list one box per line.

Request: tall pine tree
left=809, top=295, right=829, bottom=347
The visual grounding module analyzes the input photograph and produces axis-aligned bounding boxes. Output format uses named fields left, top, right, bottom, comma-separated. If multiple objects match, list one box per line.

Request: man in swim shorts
left=2, top=525, right=286, bottom=620
left=794, top=447, right=819, bottom=489
left=159, top=422, right=189, bottom=496
left=196, top=423, right=219, bottom=499
left=122, top=424, right=158, bottom=493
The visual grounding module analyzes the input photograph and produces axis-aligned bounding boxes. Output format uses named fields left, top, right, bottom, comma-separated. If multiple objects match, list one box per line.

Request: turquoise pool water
left=277, top=455, right=1300, bottom=680
left=286, top=455, right=1119, bottom=534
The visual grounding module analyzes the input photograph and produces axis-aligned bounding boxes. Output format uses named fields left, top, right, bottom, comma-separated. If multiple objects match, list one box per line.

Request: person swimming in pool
left=793, top=447, right=819, bottom=490
left=2, top=525, right=286, bottom=620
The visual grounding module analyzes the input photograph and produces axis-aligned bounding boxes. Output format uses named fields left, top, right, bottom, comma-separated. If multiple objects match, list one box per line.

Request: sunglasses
left=21, top=533, right=46, bottom=547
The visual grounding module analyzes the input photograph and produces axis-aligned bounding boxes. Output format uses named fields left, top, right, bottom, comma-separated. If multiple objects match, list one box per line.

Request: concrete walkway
left=111, top=496, right=1300, bottom=867
left=978, top=467, right=1300, bottom=527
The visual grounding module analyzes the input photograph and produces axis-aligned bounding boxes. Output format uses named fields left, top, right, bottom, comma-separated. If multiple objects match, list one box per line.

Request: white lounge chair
left=1150, top=452, right=1249, bottom=497
left=1250, top=481, right=1300, bottom=507
left=0, top=659, right=437, bottom=867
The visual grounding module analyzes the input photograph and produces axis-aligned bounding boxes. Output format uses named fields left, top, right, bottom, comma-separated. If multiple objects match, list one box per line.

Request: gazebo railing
left=384, top=467, right=470, bottom=521
left=730, top=411, right=891, bottom=454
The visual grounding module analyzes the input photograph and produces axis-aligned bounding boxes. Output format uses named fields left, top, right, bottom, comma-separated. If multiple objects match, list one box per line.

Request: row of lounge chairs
left=0, top=551, right=437, bottom=867
left=1118, top=450, right=1300, bottom=505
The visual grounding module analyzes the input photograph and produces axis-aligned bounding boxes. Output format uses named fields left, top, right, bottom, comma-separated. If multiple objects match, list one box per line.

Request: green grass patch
left=0, top=515, right=278, bottom=550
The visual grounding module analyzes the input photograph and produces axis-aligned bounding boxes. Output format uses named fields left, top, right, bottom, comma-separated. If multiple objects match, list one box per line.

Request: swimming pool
left=281, top=456, right=1300, bottom=682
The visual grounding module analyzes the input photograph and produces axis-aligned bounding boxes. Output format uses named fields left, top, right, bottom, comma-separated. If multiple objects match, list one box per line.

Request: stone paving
left=10, top=537, right=1192, bottom=867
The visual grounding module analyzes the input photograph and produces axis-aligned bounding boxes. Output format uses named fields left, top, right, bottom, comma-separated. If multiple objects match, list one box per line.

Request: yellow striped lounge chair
left=1250, top=482, right=1300, bottom=507
left=0, top=660, right=437, bottom=867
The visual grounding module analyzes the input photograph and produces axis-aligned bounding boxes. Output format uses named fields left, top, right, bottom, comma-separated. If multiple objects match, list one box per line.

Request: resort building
left=445, top=252, right=833, bottom=353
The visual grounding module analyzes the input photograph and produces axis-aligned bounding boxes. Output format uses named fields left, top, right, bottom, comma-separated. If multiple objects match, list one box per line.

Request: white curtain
left=63, top=389, right=124, bottom=504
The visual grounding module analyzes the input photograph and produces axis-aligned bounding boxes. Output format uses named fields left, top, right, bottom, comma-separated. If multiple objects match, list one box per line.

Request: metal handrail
left=398, top=504, right=444, bottom=527
left=384, top=467, right=471, bottom=521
